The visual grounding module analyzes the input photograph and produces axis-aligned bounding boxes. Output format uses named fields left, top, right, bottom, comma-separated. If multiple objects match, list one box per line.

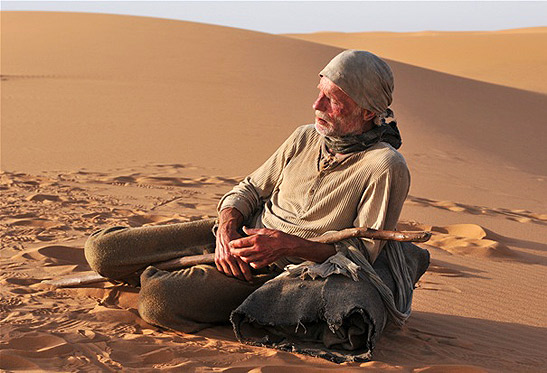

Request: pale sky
left=2, top=1, right=546, bottom=33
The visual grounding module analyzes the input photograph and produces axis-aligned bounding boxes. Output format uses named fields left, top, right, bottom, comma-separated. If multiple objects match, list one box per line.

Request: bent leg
left=84, top=218, right=216, bottom=280
left=138, top=264, right=278, bottom=332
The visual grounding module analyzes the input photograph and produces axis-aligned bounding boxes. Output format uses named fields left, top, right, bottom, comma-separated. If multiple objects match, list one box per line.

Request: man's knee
left=84, top=226, right=128, bottom=278
left=138, top=268, right=172, bottom=327
left=137, top=265, right=257, bottom=332
left=138, top=267, right=211, bottom=332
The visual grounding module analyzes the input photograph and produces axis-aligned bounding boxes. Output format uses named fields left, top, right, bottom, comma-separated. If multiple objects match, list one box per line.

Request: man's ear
left=363, top=109, right=375, bottom=122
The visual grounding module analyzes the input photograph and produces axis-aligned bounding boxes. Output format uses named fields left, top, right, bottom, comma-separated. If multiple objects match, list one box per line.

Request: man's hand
left=215, top=208, right=253, bottom=282
left=229, top=227, right=308, bottom=269
left=230, top=227, right=337, bottom=268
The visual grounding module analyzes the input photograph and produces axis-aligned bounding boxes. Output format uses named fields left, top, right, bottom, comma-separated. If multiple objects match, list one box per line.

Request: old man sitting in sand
left=84, top=50, right=429, bottom=362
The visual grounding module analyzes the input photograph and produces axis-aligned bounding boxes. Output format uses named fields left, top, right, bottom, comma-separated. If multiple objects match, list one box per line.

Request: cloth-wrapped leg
left=231, top=242, right=430, bottom=363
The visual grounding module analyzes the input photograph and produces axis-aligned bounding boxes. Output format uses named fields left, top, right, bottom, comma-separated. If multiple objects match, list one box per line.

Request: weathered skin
left=215, top=207, right=251, bottom=281
left=313, top=77, right=375, bottom=137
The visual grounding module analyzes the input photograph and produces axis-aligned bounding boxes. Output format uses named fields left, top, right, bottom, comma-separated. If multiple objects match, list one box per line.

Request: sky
left=2, top=1, right=546, bottom=34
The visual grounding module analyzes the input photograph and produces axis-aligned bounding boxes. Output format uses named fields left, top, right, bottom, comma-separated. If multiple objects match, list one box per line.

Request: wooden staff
left=42, top=228, right=431, bottom=288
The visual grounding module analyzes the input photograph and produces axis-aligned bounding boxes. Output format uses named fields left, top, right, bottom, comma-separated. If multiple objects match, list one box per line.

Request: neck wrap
left=324, top=109, right=402, bottom=154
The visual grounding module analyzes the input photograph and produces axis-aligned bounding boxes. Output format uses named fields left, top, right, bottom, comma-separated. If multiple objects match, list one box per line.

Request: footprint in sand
left=37, top=245, right=87, bottom=264
left=197, top=176, right=240, bottom=185
left=149, top=163, right=194, bottom=171
left=177, top=202, right=197, bottom=209
left=25, top=193, right=64, bottom=203
left=3, top=278, right=42, bottom=286
left=426, top=264, right=466, bottom=277
left=3, top=333, right=74, bottom=359
left=6, top=218, right=66, bottom=229
left=135, top=176, right=189, bottom=187
left=13, top=245, right=87, bottom=267
left=0, top=295, right=23, bottom=314
left=127, top=213, right=189, bottom=227
left=406, top=196, right=546, bottom=225
left=417, top=279, right=462, bottom=293
left=4, top=212, right=38, bottom=219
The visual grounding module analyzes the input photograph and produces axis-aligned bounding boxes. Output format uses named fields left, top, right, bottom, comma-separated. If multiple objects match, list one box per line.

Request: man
left=85, top=50, right=428, bottom=361
left=215, top=50, right=408, bottom=280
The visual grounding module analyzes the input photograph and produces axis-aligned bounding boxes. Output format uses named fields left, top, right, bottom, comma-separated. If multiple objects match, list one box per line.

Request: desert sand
left=286, top=27, right=547, bottom=94
left=1, top=12, right=546, bottom=372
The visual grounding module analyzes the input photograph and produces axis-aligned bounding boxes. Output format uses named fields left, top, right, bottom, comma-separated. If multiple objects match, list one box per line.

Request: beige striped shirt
left=218, top=124, right=410, bottom=263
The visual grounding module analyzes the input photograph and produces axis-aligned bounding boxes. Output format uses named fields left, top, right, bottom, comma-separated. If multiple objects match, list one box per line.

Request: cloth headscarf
left=320, top=50, right=394, bottom=116
left=319, top=50, right=402, bottom=153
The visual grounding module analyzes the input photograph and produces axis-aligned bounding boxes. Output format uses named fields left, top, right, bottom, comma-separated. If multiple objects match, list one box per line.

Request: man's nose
left=313, top=93, right=328, bottom=111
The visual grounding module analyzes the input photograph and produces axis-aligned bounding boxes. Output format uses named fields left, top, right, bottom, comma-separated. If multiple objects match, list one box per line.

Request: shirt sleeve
left=217, top=126, right=305, bottom=221
left=349, top=160, right=411, bottom=263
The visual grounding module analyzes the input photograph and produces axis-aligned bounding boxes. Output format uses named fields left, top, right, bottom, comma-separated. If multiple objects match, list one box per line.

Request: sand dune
left=1, top=11, right=336, bottom=176
left=3, top=13, right=545, bottom=211
left=1, top=12, right=546, bottom=372
left=285, top=27, right=547, bottom=94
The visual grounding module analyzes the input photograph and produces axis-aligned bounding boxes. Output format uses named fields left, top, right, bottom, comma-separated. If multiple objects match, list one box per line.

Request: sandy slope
left=1, top=11, right=334, bottom=176
left=285, top=28, right=547, bottom=94
left=1, top=12, right=546, bottom=372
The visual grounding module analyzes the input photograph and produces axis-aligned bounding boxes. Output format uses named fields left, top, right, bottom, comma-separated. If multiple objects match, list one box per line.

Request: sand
left=286, top=27, right=547, bottom=94
left=1, top=11, right=546, bottom=372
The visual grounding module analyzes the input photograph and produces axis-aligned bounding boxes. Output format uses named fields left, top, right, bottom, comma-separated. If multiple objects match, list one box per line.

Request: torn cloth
left=230, top=241, right=430, bottom=363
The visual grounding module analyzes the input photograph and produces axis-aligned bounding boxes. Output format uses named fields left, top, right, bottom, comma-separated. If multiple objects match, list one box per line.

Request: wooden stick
left=311, top=228, right=431, bottom=244
left=41, top=272, right=110, bottom=287
left=42, top=228, right=430, bottom=288
left=40, top=254, right=218, bottom=287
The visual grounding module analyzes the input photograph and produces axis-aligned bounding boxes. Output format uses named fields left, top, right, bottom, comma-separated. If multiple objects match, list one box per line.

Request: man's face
left=313, top=77, right=368, bottom=137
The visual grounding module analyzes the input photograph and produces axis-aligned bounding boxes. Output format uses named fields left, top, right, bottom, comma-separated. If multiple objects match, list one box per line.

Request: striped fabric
left=218, top=124, right=410, bottom=264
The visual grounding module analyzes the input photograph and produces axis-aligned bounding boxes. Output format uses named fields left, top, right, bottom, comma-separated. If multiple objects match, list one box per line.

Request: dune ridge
left=285, top=27, right=547, bottom=94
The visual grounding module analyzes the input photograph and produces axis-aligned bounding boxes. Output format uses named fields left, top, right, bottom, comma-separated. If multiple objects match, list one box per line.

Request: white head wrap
left=319, top=50, right=394, bottom=117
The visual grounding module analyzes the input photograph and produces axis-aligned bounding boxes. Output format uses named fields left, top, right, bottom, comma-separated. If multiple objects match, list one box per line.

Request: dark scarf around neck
left=324, top=110, right=402, bottom=154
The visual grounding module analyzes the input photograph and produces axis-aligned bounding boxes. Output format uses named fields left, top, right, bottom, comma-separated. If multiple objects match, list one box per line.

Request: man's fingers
left=230, top=247, right=257, bottom=258
left=217, top=255, right=251, bottom=282
left=214, top=258, right=223, bottom=272
left=215, top=241, right=230, bottom=274
left=226, top=257, right=244, bottom=281
left=229, top=236, right=256, bottom=249
left=215, top=247, right=237, bottom=277
left=239, top=254, right=262, bottom=264
left=218, top=258, right=232, bottom=276
left=249, top=259, right=270, bottom=269
left=214, top=242, right=225, bottom=273
left=237, top=259, right=253, bottom=282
